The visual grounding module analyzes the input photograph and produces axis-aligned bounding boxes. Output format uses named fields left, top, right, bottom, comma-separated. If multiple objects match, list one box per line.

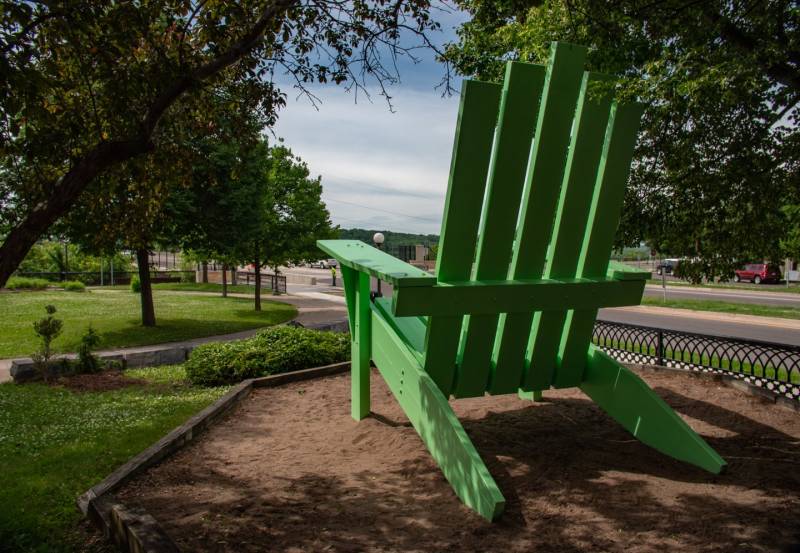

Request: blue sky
left=272, top=8, right=469, bottom=235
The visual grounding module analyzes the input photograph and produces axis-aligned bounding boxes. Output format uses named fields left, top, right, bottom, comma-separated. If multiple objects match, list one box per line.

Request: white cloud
left=271, top=85, right=461, bottom=234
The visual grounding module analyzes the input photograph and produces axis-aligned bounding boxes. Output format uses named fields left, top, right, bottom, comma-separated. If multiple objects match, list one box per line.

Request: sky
left=271, top=9, right=469, bottom=235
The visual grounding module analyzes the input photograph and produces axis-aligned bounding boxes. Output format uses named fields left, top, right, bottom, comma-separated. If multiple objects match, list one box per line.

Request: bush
left=6, top=277, right=51, bottom=290
left=63, top=280, right=86, bottom=292
left=185, top=326, right=350, bottom=386
left=130, top=275, right=141, bottom=293
left=75, top=325, right=101, bottom=374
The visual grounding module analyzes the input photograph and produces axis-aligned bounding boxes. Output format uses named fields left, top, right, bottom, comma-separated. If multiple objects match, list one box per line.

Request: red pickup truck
left=733, top=263, right=782, bottom=284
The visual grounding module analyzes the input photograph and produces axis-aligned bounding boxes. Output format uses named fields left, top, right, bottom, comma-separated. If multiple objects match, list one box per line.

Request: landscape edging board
left=77, top=360, right=351, bottom=553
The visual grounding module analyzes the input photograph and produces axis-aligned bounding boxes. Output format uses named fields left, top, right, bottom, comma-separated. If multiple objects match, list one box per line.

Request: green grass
left=0, top=365, right=230, bottom=552
left=646, top=279, right=800, bottom=294
left=641, top=296, right=800, bottom=320
left=150, top=282, right=258, bottom=295
left=0, top=289, right=297, bottom=358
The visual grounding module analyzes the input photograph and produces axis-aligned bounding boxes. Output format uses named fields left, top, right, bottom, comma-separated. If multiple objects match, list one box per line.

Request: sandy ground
left=118, top=369, right=800, bottom=553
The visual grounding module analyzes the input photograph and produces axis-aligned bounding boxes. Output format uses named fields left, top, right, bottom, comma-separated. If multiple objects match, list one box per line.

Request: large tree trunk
left=254, top=242, right=262, bottom=312
left=136, top=248, right=156, bottom=327
left=221, top=263, right=228, bottom=298
left=0, top=0, right=297, bottom=288
left=201, top=261, right=209, bottom=283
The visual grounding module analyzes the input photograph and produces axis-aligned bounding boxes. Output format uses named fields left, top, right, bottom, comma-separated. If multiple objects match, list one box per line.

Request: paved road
left=599, top=307, right=800, bottom=346
left=644, top=284, right=800, bottom=307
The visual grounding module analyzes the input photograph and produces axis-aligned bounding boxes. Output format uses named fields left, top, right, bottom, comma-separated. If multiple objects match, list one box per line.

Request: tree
left=444, top=0, right=799, bottom=278
left=249, top=144, right=335, bottom=311
left=0, top=0, right=443, bottom=285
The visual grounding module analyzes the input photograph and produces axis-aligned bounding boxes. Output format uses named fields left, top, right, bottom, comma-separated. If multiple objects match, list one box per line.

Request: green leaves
left=446, top=0, right=799, bottom=277
left=184, top=326, right=350, bottom=386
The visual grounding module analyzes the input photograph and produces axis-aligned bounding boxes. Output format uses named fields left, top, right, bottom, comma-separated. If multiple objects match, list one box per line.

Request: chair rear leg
left=580, top=345, right=726, bottom=474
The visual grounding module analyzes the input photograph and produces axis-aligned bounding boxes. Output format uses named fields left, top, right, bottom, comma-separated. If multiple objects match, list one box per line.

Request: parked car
left=310, top=259, right=339, bottom=269
left=733, top=263, right=782, bottom=284
left=656, top=258, right=680, bottom=276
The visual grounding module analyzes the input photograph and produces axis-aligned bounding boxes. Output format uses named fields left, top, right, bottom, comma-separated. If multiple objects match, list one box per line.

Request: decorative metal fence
left=17, top=270, right=194, bottom=285
left=593, top=319, right=800, bottom=402
left=238, top=271, right=287, bottom=294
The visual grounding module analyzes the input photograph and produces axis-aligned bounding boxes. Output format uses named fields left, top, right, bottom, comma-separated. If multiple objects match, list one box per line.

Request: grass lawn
left=0, top=365, right=230, bottom=552
left=646, top=279, right=800, bottom=294
left=150, top=282, right=258, bottom=294
left=641, top=296, right=800, bottom=320
left=0, top=289, right=296, bottom=359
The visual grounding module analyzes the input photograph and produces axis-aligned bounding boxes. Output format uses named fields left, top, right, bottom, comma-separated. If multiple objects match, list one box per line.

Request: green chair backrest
left=418, top=42, right=643, bottom=399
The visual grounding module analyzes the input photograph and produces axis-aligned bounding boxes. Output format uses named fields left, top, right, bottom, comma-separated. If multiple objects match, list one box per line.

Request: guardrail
left=593, top=319, right=800, bottom=402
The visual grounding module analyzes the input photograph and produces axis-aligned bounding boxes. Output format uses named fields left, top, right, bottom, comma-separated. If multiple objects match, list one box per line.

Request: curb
left=78, top=361, right=351, bottom=553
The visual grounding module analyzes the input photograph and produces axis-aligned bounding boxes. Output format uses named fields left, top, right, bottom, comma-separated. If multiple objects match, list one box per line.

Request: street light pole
left=373, top=232, right=385, bottom=298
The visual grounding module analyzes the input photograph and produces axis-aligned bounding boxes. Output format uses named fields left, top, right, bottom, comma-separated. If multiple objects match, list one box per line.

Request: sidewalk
left=0, top=291, right=348, bottom=384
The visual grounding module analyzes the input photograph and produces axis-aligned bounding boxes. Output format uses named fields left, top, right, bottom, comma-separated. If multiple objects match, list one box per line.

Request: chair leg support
left=518, top=389, right=544, bottom=402
left=371, top=309, right=506, bottom=521
left=580, top=346, right=727, bottom=474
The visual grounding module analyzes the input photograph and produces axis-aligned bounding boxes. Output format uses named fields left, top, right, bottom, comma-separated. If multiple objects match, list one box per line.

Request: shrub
left=75, top=325, right=101, bottom=374
left=185, top=326, right=350, bottom=386
left=130, top=275, right=141, bottom=293
left=5, top=276, right=51, bottom=290
left=31, top=305, right=63, bottom=382
left=63, top=280, right=86, bottom=292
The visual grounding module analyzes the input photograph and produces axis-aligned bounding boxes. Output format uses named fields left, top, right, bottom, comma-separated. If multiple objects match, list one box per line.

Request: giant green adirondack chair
left=318, top=42, right=726, bottom=521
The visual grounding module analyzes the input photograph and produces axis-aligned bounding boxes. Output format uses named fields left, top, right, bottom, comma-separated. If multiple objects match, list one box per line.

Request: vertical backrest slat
left=489, top=43, right=587, bottom=395
left=451, top=61, right=545, bottom=398
left=422, top=80, right=502, bottom=395
left=556, top=101, right=645, bottom=386
left=522, top=73, right=614, bottom=391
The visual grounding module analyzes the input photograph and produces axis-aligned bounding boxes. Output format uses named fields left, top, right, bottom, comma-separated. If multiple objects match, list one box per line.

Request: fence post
left=657, top=330, right=664, bottom=366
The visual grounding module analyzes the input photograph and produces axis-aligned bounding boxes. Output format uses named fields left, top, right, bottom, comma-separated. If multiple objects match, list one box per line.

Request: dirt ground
left=117, top=368, right=800, bottom=553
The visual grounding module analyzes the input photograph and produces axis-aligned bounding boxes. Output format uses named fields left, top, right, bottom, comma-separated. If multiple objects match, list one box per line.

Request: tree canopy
left=445, top=0, right=799, bottom=278
left=0, top=0, right=441, bottom=285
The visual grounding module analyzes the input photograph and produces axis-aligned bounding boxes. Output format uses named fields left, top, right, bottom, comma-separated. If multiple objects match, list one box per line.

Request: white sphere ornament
left=373, top=232, right=385, bottom=246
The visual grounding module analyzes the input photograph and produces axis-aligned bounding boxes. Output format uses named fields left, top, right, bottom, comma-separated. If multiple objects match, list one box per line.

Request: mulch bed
left=55, top=371, right=148, bottom=393
left=117, top=368, right=800, bottom=552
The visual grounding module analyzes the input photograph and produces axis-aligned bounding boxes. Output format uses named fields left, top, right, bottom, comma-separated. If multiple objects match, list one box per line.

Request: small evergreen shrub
left=31, top=305, right=63, bottom=382
left=75, top=325, right=101, bottom=374
left=130, top=275, right=141, bottom=293
left=63, top=280, right=86, bottom=292
left=185, top=326, right=350, bottom=386
left=6, top=277, right=51, bottom=290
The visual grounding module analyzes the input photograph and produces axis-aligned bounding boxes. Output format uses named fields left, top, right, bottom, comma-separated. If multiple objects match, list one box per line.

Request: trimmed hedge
left=5, top=277, right=51, bottom=290
left=185, top=325, right=350, bottom=386
left=63, top=280, right=86, bottom=292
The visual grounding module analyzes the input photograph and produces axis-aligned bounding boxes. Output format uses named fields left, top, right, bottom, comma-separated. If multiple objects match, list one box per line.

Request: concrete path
left=0, top=290, right=347, bottom=384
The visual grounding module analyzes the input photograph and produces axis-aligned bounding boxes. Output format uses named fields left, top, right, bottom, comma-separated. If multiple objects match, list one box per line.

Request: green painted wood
left=350, top=270, right=372, bottom=420
left=374, top=296, right=426, bottom=360
left=490, top=43, right=588, bottom=396
left=341, top=265, right=358, bottom=336
left=423, top=79, right=503, bottom=396
left=454, top=61, right=547, bottom=398
left=518, top=389, right=543, bottom=401
left=317, top=240, right=435, bottom=288
left=607, top=260, right=651, bottom=280
left=524, top=72, right=614, bottom=391
left=580, top=345, right=726, bottom=474
left=393, top=278, right=645, bottom=317
left=557, top=101, right=645, bottom=386
left=371, top=307, right=506, bottom=520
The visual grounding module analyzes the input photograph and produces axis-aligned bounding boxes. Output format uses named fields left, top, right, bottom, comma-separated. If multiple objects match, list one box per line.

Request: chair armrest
left=317, top=240, right=436, bottom=288
left=606, top=260, right=651, bottom=281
